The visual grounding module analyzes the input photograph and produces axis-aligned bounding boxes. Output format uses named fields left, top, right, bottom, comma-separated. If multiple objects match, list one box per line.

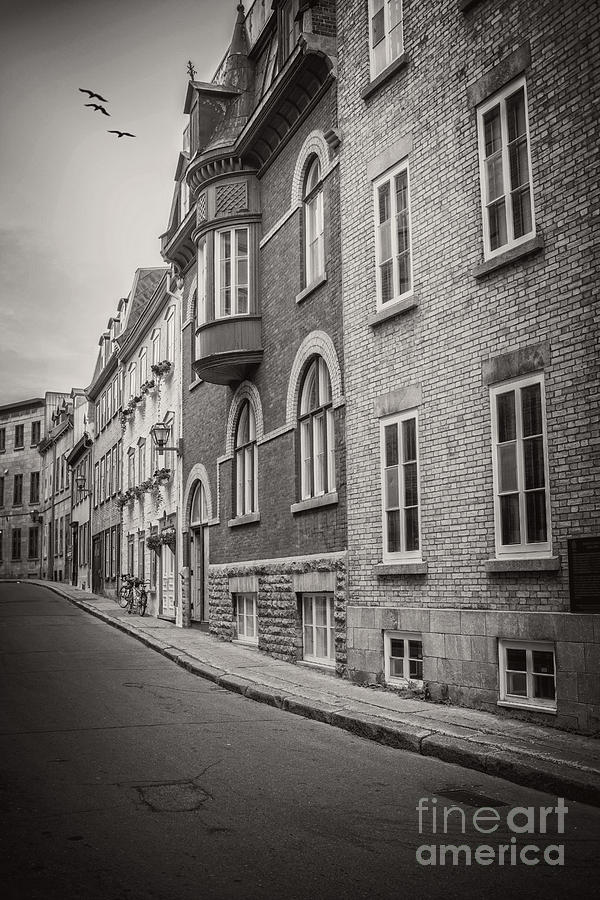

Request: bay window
left=215, top=227, right=249, bottom=318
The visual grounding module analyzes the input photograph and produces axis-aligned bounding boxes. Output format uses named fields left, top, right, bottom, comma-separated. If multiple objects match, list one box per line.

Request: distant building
left=38, top=392, right=83, bottom=582
left=66, top=389, right=95, bottom=591
left=0, top=397, right=46, bottom=578
left=337, top=0, right=600, bottom=731
left=161, top=1, right=347, bottom=667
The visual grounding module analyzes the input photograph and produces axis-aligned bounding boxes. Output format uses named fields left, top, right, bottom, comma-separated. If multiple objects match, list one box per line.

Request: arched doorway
left=189, top=482, right=209, bottom=625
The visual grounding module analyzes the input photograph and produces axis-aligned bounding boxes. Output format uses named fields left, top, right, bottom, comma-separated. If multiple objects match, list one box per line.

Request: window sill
left=374, top=561, right=428, bottom=576
left=473, top=235, right=544, bottom=279
left=228, top=511, right=261, bottom=528
left=361, top=54, right=409, bottom=101
left=291, top=491, right=338, bottom=515
left=158, top=614, right=176, bottom=623
left=485, top=556, right=560, bottom=573
left=233, top=638, right=259, bottom=649
left=298, top=658, right=336, bottom=672
left=188, top=378, right=202, bottom=392
left=296, top=273, right=327, bottom=305
left=368, top=294, right=419, bottom=327
left=497, top=700, right=556, bottom=715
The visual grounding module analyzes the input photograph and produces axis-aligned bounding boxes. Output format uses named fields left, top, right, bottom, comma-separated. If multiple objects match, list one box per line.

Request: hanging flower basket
left=140, top=379, right=156, bottom=396
left=116, top=490, right=134, bottom=508
left=161, top=526, right=176, bottom=549
left=151, top=360, right=172, bottom=378
left=153, top=467, right=172, bottom=485
left=146, top=533, right=162, bottom=552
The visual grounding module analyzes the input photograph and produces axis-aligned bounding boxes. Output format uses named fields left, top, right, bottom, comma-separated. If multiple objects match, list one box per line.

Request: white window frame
left=128, top=448, right=135, bottom=489
left=302, top=593, right=335, bottom=666
left=139, top=347, right=148, bottom=386
left=373, top=159, right=413, bottom=309
left=299, top=357, right=335, bottom=500
left=215, top=226, right=250, bottom=319
left=303, top=157, right=324, bottom=286
left=477, top=76, right=535, bottom=260
left=234, top=592, right=258, bottom=645
left=197, top=239, right=207, bottom=326
left=138, top=438, right=146, bottom=484
left=380, top=409, right=421, bottom=562
left=384, top=631, right=423, bottom=685
left=151, top=329, right=161, bottom=367
left=234, top=402, right=258, bottom=518
left=165, top=306, right=175, bottom=361
left=368, top=0, right=404, bottom=79
left=490, top=373, right=551, bottom=558
left=280, top=0, right=300, bottom=61
left=128, top=362, right=137, bottom=400
left=180, top=180, right=190, bottom=222
left=498, top=639, right=556, bottom=712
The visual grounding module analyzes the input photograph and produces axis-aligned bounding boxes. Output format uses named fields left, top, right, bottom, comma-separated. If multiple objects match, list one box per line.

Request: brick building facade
left=162, top=0, right=348, bottom=670
left=337, top=0, right=600, bottom=731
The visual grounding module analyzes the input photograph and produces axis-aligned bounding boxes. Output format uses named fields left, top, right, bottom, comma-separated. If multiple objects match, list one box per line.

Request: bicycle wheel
left=139, top=591, right=147, bottom=617
left=118, top=586, right=131, bottom=609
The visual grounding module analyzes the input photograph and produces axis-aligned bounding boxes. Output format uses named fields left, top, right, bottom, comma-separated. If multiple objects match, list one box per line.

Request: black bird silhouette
left=79, top=88, right=108, bottom=102
left=85, top=103, right=110, bottom=116
left=108, top=130, right=136, bottom=138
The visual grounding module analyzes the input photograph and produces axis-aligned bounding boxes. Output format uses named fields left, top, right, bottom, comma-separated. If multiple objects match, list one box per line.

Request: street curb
left=36, top=582, right=600, bottom=808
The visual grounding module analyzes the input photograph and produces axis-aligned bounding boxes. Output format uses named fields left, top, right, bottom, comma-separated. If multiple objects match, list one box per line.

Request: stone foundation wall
left=347, top=606, right=600, bottom=734
left=209, top=554, right=347, bottom=674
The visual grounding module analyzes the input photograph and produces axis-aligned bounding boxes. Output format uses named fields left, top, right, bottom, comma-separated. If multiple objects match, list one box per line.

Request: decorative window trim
left=498, top=639, right=557, bottom=713
left=286, top=331, right=344, bottom=428
left=477, top=75, right=535, bottom=261
left=380, top=409, right=421, bottom=563
left=384, top=631, right=423, bottom=685
left=182, top=464, right=213, bottom=530
left=225, top=382, right=265, bottom=455
left=298, top=356, right=336, bottom=501
left=303, top=156, right=325, bottom=287
left=490, top=372, right=552, bottom=558
left=373, top=159, right=413, bottom=310
left=290, top=131, right=331, bottom=207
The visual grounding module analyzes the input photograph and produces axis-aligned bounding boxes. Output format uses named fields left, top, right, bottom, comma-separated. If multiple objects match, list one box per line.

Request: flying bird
left=85, top=103, right=110, bottom=116
left=108, top=130, right=136, bottom=138
left=79, top=88, right=108, bottom=102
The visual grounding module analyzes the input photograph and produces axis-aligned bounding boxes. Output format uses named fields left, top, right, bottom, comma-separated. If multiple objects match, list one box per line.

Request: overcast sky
left=0, top=0, right=236, bottom=404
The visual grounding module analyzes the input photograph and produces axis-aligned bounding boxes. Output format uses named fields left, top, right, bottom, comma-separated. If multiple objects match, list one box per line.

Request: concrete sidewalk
left=28, top=580, right=600, bottom=806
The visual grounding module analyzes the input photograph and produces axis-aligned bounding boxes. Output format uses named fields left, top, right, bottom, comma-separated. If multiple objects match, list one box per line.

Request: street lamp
left=75, top=475, right=89, bottom=496
left=150, top=421, right=182, bottom=456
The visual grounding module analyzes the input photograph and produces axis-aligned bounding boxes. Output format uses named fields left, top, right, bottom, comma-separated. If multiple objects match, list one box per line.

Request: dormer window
left=280, top=0, right=300, bottom=63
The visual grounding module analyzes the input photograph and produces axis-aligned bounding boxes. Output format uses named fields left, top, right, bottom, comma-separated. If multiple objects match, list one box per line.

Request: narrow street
left=1, top=582, right=598, bottom=900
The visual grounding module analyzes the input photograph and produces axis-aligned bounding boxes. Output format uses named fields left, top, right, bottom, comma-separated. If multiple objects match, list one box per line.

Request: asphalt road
left=0, top=582, right=598, bottom=900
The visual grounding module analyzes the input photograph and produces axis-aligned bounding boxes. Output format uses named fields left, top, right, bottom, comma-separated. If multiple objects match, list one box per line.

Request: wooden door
left=160, top=543, right=175, bottom=615
left=190, top=528, right=209, bottom=623
left=92, top=536, right=102, bottom=594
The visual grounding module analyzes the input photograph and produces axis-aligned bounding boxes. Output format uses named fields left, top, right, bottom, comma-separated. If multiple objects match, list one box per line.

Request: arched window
left=299, top=356, right=335, bottom=499
left=303, top=156, right=324, bottom=286
left=234, top=401, right=257, bottom=516
left=190, top=481, right=208, bottom=527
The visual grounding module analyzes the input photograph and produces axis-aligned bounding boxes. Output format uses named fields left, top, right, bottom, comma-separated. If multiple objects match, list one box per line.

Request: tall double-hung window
left=490, top=374, right=550, bottom=556
left=299, top=357, right=335, bottom=500
left=165, top=307, right=175, bottom=361
left=215, top=228, right=249, bottom=318
left=477, top=78, right=534, bottom=258
left=381, top=411, right=420, bottom=560
left=369, top=0, right=404, bottom=78
left=304, top=157, right=324, bottom=286
left=374, top=161, right=412, bottom=307
left=234, top=402, right=257, bottom=518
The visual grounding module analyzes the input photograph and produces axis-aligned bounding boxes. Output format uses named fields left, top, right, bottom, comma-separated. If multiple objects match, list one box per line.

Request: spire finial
left=186, top=59, right=196, bottom=81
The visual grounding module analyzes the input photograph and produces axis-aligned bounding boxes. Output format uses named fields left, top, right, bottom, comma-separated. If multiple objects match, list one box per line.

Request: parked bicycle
left=117, top=575, right=148, bottom=616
